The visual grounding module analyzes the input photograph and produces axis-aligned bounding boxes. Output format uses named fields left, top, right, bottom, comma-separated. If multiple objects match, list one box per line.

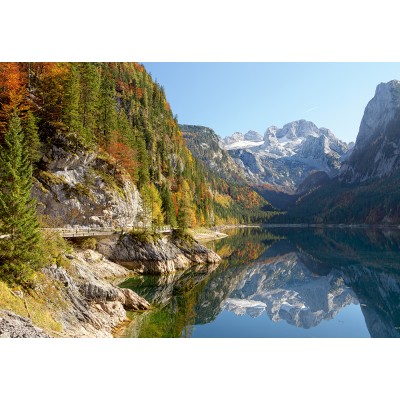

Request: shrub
left=128, top=229, right=161, bottom=244
left=79, top=237, right=97, bottom=250
left=171, top=228, right=195, bottom=246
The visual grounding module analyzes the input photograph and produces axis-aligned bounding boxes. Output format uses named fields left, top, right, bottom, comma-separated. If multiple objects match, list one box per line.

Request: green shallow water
left=119, top=227, right=400, bottom=338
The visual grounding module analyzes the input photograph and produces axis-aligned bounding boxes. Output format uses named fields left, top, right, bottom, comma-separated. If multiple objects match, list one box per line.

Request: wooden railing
left=40, top=225, right=173, bottom=238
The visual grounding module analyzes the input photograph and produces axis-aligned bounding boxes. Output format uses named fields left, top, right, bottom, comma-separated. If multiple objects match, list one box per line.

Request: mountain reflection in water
left=119, top=227, right=400, bottom=338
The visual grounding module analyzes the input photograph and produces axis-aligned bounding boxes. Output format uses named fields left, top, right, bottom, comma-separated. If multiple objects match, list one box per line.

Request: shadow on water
left=119, top=227, right=400, bottom=338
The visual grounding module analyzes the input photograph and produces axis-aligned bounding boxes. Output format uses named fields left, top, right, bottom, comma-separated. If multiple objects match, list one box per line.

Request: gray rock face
left=277, top=120, right=320, bottom=140
left=340, top=80, right=400, bottom=183
left=356, top=80, right=400, bottom=149
left=33, top=143, right=144, bottom=228
left=244, top=130, right=263, bottom=141
left=180, top=124, right=246, bottom=183
left=0, top=310, right=50, bottom=338
left=223, top=132, right=245, bottom=145
left=97, top=233, right=221, bottom=275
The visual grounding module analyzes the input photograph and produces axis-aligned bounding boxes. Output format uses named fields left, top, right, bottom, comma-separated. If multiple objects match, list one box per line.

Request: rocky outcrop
left=180, top=124, right=247, bottom=183
left=41, top=249, right=149, bottom=338
left=0, top=310, right=50, bottom=338
left=33, top=139, right=145, bottom=228
left=97, top=233, right=221, bottom=275
left=340, top=80, right=400, bottom=183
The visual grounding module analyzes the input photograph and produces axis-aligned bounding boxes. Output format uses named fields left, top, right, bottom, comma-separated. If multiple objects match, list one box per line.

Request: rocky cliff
left=340, top=80, right=400, bottom=183
left=33, top=136, right=145, bottom=228
left=179, top=124, right=247, bottom=183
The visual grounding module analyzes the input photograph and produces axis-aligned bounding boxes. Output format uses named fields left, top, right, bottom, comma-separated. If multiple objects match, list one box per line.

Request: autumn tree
left=107, top=131, right=139, bottom=180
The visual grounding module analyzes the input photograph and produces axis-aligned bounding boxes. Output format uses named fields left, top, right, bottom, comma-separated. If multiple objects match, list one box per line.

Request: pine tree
left=23, top=111, right=41, bottom=165
left=0, top=113, right=41, bottom=285
left=63, top=63, right=81, bottom=135
left=160, top=183, right=177, bottom=227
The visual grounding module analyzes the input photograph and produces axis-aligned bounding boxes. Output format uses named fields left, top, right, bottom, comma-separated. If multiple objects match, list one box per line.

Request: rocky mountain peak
left=356, top=80, right=400, bottom=151
left=244, top=130, right=263, bottom=141
left=340, top=79, right=400, bottom=183
left=277, top=119, right=320, bottom=140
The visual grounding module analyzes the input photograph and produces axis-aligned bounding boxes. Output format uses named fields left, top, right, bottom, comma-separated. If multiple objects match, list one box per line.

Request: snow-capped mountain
left=223, top=130, right=264, bottom=150
left=223, top=252, right=358, bottom=329
left=340, top=80, right=400, bottom=183
left=223, top=120, right=350, bottom=192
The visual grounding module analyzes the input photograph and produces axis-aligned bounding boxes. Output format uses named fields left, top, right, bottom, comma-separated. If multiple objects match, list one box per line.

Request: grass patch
left=0, top=280, right=62, bottom=335
left=67, top=182, right=95, bottom=202
left=38, top=170, right=67, bottom=186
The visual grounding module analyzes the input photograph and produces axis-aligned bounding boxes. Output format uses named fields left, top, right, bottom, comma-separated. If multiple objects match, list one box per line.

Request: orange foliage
left=107, top=131, right=139, bottom=180
left=0, top=62, right=29, bottom=133
left=133, top=63, right=145, bottom=73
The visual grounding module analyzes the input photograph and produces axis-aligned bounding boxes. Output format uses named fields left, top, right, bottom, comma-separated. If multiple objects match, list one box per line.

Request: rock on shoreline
left=0, top=232, right=221, bottom=338
left=97, top=232, right=221, bottom=275
left=41, top=249, right=150, bottom=338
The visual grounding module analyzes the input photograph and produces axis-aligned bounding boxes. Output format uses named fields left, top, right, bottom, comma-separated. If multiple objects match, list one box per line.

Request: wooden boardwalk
left=0, top=226, right=173, bottom=240
left=40, top=226, right=172, bottom=238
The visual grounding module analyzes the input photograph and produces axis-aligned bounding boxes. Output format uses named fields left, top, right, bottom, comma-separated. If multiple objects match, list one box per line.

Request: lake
left=118, top=227, right=400, bottom=338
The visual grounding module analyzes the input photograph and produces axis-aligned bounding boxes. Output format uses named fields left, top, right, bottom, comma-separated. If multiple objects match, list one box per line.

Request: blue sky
left=143, top=63, right=400, bottom=143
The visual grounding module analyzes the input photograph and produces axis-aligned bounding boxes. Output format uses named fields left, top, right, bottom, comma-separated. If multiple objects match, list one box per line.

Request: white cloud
left=303, top=106, right=318, bottom=114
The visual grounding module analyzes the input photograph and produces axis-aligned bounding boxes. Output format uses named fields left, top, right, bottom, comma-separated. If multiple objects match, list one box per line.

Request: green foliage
left=160, top=183, right=177, bottom=226
left=23, top=111, right=41, bottom=165
left=0, top=113, right=41, bottom=286
left=39, top=230, right=72, bottom=270
left=172, top=228, right=195, bottom=246
left=140, top=183, right=164, bottom=228
left=78, top=237, right=97, bottom=250
left=128, top=229, right=161, bottom=244
left=38, top=170, right=67, bottom=186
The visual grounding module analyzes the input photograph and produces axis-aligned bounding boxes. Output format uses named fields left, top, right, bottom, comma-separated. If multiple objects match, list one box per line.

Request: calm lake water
left=119, top=227, right=400, bottom=338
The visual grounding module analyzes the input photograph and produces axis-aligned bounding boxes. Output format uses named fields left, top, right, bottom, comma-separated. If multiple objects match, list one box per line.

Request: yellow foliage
left=214, top=193, right=232, bottom=208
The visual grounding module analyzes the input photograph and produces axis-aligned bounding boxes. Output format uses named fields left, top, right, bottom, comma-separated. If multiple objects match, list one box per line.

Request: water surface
left=119, top=227, right=400, bottom=338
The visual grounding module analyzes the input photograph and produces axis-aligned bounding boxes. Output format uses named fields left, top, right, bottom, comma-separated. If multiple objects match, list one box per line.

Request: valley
left=1, top=62, right=400, bottom=338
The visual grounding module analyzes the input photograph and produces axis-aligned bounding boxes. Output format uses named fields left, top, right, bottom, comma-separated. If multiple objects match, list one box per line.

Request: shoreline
left=190, top=224, right=261, bottom=242
left=262, top=223, right=400, bottom=229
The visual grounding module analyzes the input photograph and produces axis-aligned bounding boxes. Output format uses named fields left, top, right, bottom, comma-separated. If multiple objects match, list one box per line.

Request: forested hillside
left=0, top=62, right=274, bottom=231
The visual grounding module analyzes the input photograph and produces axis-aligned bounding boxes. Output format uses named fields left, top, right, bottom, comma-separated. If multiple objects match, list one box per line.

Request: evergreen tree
left=23, top=111, right=41, bottom=165
left=79, top=62, right=100, bottom=145
left=63, top=63, right=81, bottom=135
left=99, top=65, right=117, bottom=146
left=0, top=113, right=41, bottom=285
left=160, top=183, right=177, bottom=227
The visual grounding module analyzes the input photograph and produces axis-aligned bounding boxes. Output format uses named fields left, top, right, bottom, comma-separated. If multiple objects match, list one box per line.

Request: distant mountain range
left=182, top=119, right=352, bottom=193
left=181, top=79, right=400, bottom=224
